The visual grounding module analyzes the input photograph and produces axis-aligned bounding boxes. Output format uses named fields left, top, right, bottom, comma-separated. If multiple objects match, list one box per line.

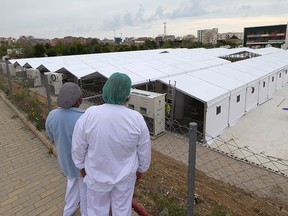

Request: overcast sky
left=1, top=0, right=288, bottom=40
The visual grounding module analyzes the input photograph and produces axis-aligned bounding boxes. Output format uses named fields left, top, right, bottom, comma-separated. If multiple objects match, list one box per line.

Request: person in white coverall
left=72, top=72, right=151, bottom=216
left=45, top=82, right=87, bottom=216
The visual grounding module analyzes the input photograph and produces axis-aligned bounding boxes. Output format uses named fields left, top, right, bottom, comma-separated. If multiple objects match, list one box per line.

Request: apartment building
left=243, top=23, right=288, bottom=48
left=197, top=28, right=218, bottom=44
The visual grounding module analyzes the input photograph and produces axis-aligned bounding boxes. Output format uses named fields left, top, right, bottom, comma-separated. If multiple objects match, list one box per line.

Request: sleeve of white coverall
left=71, top=116, right=88, bottom=169
left=137, top=118, right=151, bottom=173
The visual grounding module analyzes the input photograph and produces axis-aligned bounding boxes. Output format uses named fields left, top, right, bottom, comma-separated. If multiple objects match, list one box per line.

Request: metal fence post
left=5, top=59, right=13, bottom=96
left=44, top=74, right=52, bottom=112
left=187, top=122, right=197, bottom=216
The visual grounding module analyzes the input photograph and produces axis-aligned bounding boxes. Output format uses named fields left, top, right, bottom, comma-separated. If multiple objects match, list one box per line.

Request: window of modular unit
left=279, top=73, right=282, bottom=78
left=251, top=87, right=255, bottom=94
left=263, top=81, right=266, bottom=88
left=236, top=95, right=240, bottom=103
left=216, top=106, right=221, bottom=115
left=272, top=77, right=275, bottom=82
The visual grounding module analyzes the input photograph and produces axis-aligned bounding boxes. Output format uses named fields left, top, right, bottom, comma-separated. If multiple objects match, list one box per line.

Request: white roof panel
left=121, top=63, right=166, bottom=81
left=187, top=68, right=247, bottom=92
left=250, top=47, right=284, bottom=55
left=63, top=64, right=96, bottom=79
left=210, top=65, right=259, bottom=84
left=92, top=65, right=147, bottom=85
left=242, top=56, right=283, bottom=73
left=160, top=74, right=229, bottom=105
left=225, top=61, right=271, bottom=78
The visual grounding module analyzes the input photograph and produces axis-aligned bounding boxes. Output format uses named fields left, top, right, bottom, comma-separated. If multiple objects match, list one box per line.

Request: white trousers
left=86, top=183, right=135, bottom=216
left=63, top=177, right=87, bottom=216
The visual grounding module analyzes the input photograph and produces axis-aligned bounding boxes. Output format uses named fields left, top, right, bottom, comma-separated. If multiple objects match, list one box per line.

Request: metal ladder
left=166, top=80, right=176, bottom=120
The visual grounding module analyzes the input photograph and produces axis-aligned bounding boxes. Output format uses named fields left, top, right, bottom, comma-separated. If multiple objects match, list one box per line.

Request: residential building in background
left=0, top=37, right=17, bottom=46
left=197, top=28, right=218, bottom=44
left=218, top=32, right=243, bottom=40
left=18, top=35, right=50, bottom=45
left=50, top=36, right=98, bottom=46
left=243, top=23, right=288, bottom=48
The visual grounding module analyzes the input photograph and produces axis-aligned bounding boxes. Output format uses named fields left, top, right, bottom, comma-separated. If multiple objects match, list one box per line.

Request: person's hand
left=136, top=171, right=143, bottom=181
left=80, top=168, right=86, bottom=177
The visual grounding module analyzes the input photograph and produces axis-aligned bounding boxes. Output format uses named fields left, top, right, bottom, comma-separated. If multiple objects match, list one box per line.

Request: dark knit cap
left=57, top=82, right=82, bottom=108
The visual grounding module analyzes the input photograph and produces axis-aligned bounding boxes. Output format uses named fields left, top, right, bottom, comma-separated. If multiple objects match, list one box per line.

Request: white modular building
left=8, top=47, right=288, bottom=143
left=188, top=67, right=248, bottom=126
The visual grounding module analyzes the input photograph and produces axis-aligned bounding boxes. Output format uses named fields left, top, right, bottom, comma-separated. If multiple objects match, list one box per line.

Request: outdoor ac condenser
left=8, top=64, right=16, bottom=76
left=26, top=68, right=41, bottom=87
left=47, top=72, right=63, bottom=95
left=128, top=89, right=165, bottom=136
left=0, top=62, right=6, bottom=74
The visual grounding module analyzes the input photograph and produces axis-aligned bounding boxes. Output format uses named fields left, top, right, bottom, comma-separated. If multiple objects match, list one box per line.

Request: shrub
left=11, top=89, right=45, bottom=130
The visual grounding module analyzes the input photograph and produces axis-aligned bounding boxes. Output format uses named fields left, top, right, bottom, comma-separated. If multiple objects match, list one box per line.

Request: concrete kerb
left=0, top=91, right=58, bottom=157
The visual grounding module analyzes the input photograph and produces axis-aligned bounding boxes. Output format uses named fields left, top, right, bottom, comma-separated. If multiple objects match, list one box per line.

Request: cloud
left=166, top=0, right=208, bottom=18
left=1, top=0, right=287, bottom=39
left=101, top=1, right=209, bottom=31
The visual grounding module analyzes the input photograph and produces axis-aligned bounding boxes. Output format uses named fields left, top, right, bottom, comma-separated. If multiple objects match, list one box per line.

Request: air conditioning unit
left=47, top=72, right=63, bottom=95
left=0, top=62, right=6, bottom=74
left=128, top=89, right=166, bottom=136
left=26, top=68, right=41, bottom=87
left=7, top=64, right=16, bottom=76
left=15, top=66, right=26, bottom=78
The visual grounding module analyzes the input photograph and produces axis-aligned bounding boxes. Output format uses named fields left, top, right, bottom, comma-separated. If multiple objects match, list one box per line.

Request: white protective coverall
left=72, top=103, right=151, bottom=216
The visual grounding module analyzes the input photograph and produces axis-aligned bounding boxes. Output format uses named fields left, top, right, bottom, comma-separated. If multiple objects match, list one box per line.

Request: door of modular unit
left=282, top=68, right=288, bottom=85
left=258, top=77, right=269, bottom=105
left=268, top=73, right=277, bottom=98
left=228, top=89, right=246, bottom=126
left=276, top=70, right=284, bottom=90
left=245, top=82, right=259, bottom=112
left=205, top=97, right=230, bottom=143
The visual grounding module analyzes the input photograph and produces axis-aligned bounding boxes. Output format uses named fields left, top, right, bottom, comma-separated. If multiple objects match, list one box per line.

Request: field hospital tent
left=159, top=74, right=230, bottom=143
left=224, top=62, right=269, bottom=107
left=251, top=55, right=288, bottom=90
left=187, top=68, right=247, bottom=126
left=233, top=53, right=288, bottom=99
left=7, top=47, right=288, bottom=143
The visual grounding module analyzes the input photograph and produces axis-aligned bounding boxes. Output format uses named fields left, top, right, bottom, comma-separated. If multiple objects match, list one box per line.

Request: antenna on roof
left=163, top=21, right=167, bottom=35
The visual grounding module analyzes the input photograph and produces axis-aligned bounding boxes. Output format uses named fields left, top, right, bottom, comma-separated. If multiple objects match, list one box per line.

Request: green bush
left=0, top=75, right=9, bottom=95
left=12, top=90, right=45, bottom=131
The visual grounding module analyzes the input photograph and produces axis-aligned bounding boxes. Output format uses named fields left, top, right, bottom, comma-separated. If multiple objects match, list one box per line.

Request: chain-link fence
left=1, top=62, right=288, bottom=215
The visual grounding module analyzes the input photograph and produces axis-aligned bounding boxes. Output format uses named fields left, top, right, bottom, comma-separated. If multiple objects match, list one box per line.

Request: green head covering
left=102, top=72, right=132, bottom=105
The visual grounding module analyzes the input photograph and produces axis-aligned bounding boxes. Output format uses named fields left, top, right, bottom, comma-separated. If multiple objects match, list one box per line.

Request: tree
left=161, top=41, right=172, bottom=48
left=143, top=40, right=158, bottom=49
left=54, top=41, right=66, bottom=56
left=231, top=35, right=238, bottom=39
left=34, top=44, right=46, bottom=57
left=22, top=45, right=34, bottom=58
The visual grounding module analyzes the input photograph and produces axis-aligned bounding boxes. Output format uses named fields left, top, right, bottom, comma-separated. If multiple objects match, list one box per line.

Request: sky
left=1, top=0, right=288, bottom=40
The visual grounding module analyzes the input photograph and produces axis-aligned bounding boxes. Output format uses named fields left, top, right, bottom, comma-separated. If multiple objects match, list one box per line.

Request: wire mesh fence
left=150, top=116, right=288, bottom=199
left=1, top=62, right=288, bottom=215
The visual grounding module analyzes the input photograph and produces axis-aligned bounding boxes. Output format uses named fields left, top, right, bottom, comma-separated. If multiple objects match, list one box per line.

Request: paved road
left=0, top=94, right=139, bottom=216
